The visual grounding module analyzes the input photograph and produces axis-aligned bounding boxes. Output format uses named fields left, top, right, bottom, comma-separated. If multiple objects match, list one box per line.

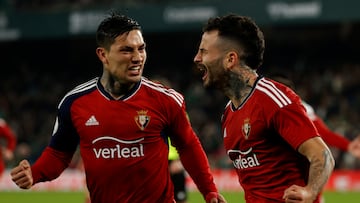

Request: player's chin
left=127, top=75, right=142, bottom=83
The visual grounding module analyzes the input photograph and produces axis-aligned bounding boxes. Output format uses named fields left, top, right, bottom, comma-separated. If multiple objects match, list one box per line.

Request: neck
left=224, top=68, right=258, bottom=108
left=100, top=75, right=135, bottom=99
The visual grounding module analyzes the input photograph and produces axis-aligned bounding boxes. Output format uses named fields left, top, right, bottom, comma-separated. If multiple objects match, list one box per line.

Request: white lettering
left=232, top=153, right=260, bottom=169
left=267, top=1, right=321, bottom=20
left=164, top=7, right=217, bottom=23
left=122, top=147, right=130, bottom=158
left=93, top=144, right=144, bottom=159
left=69, top=11, right=104, bottom=34
left=101, top=148, right=110, bottom=158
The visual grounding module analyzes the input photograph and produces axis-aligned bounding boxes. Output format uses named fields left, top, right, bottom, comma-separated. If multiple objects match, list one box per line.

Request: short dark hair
left=203, top=14, right=265, bottom=69
left=96, top=12, right=141, bottom=50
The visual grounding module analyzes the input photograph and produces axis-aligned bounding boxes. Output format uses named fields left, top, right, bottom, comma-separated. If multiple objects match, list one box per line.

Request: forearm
left=305, top=146, right=335, bottom=197
left=31, top=146, right=73, bottom=184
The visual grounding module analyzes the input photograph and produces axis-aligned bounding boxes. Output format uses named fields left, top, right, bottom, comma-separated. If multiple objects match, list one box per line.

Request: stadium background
left=1, top=0, right=360, bottom=201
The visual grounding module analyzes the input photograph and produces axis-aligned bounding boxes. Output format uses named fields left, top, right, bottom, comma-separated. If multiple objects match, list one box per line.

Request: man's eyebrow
left=199, top=48, right=207, bottom=52
left=120, top=46, right=134, bottom=50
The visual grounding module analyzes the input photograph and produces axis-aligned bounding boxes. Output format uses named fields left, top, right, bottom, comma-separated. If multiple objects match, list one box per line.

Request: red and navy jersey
left=222, top=77, right=320, bottom=203
left=32, top=77, right=217, bottom=203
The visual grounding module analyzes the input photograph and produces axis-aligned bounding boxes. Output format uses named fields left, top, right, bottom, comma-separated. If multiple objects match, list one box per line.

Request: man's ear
left=225, top=51, right=238, bottom=69
left=96, top=47, right=108, bottom=64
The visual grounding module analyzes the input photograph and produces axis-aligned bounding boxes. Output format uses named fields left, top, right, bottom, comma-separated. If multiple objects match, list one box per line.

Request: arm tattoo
left=307, top=148, right=334, bottom=197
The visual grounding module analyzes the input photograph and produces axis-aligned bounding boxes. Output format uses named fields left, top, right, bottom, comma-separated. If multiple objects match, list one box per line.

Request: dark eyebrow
left=120, top=43, right=146, bottom=51
left=120, top=46, right=134, bottom=51
left=199, top=48, right=207, bottom=53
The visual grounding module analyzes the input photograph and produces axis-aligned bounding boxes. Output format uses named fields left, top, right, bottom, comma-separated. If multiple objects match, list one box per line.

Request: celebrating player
left=10, top=12, right=226, bottom=203
left=193, top=14, right=335, bottom=202
left=0, top=116, right=17, bottom=179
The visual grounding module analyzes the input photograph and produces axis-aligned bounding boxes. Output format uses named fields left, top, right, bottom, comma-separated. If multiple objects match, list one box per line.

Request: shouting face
left=193, top=30, right=228, bottom=89
left=97, top=29, right=147, bottom=86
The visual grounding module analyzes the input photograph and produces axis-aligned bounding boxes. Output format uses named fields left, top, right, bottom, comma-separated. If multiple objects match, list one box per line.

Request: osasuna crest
left=242, top=118, right=251, bottom=139
left=135, top=110, right=150, bottom=131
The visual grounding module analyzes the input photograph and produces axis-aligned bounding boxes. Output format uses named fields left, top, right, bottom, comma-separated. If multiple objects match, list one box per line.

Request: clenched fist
left=10, top=160, right=33, bottom=189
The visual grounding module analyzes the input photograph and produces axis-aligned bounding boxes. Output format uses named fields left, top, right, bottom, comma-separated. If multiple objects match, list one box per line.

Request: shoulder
left=58, top=78, right=98, bottom=109
left=140, top=77, right=184, bottom=107
left=255, top=77, right=300, bottom=109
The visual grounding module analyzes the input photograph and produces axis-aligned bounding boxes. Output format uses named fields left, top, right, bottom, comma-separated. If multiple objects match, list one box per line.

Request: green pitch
left=189, top=191, right=360, bottom=203
left=0, top=191, right=359, bottom=202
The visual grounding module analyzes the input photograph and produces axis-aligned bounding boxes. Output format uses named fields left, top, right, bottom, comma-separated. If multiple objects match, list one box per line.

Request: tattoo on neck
left=228, top=72, right=251, bottom=101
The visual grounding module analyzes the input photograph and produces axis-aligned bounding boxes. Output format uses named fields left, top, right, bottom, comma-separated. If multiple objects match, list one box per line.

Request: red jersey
left=0, top=118, right=17, bottom=174
left=31, top=77, right=217, bottom=203
left=222, top=77, right=320, bottom=203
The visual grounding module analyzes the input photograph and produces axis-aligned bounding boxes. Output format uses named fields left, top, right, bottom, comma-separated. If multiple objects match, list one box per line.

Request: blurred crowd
left=0, top=0, right=359, bottom=170
left=1, top=48, right=359, bottom=170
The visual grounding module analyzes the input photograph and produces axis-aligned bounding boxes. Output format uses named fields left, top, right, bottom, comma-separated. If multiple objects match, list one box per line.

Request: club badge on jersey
left=135, top=110, right=150, bottom=131
left=242, top=118, right=251, bottom=140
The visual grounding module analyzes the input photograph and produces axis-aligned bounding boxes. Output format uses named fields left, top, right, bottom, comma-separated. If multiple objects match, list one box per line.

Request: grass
left=0, top=191, right=86, bottom=203
left=0, top=190, right=360, bottom=202
left=189, top=191, right=360, bottom=203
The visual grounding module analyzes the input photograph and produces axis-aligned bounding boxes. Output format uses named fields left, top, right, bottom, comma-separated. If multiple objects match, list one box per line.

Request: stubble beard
left=204, top=59, right=226, bottom=90
left=207, top=62, right=248, bottom=101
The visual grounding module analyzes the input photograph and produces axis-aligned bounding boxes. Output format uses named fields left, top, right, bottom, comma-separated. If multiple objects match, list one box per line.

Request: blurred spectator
left=0, top=114, right=17, bottom=178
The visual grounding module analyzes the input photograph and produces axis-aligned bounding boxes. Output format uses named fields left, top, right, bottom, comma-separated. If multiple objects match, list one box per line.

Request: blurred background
left=0, top=0, right=360, bottom=192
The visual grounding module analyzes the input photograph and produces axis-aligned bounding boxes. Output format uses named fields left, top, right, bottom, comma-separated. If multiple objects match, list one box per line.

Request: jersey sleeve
left=31, top=146, right=73, bottom=184
left=168, top=102, right=218, bottom=199
left=31, top=95, right=79, bottom=184
left=272, top=101, right=320, bottom=150
left=49, top=97, right=79, bottom=152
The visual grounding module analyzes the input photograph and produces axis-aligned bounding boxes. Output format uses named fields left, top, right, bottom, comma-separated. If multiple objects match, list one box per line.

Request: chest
left=70, top=94, right=167, bottom=144
left=222, top=104, right=269, bottom=151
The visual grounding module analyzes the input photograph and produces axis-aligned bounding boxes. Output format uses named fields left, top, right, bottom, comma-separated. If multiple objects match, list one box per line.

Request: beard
left=206, top=60, right=248, bottom=100
left=204, top=58, right=226, bottom=89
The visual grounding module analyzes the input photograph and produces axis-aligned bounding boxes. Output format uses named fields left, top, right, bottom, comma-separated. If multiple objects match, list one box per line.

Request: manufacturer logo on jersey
left=85, top=115, right=99, bottom=126
left=92, top=136, right=145, bottom=159
left=242, top=118, right=251, bottom=139
left=134, top=110, right=150, bottom=131
left=227, top=148, right=260, bottom=169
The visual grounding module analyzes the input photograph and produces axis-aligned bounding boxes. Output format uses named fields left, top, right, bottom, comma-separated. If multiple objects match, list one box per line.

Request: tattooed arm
left=283, top=137, right=335, bottom=203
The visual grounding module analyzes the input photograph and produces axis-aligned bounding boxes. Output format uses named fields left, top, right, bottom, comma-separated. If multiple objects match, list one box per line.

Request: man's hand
left=206, top=192, right=227, bottom=203
left=10, top=160, right=33, bottom=189
left=283, top=185, right=315, bottom=203
left=348, top=135, right=360, bottom=159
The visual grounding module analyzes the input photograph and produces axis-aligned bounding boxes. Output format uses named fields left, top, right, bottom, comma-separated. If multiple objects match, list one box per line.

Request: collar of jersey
left=97, top=78, right=141, bottom=101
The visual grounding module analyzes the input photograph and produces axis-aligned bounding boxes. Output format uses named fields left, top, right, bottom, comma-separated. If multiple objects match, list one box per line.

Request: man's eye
left=121, top=49, right=132, bottom=52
